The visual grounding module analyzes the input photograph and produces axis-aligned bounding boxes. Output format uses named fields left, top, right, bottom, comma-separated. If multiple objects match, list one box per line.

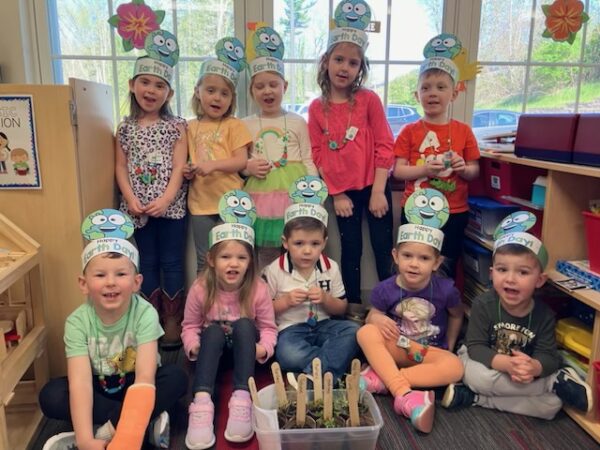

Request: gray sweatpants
left=458, top=345, right=562, bottom=420
left=190, top=214, right=221, bottom=273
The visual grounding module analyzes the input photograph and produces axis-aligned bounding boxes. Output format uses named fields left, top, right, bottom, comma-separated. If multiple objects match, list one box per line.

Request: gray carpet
left=30, top=346, right=599, bottom=450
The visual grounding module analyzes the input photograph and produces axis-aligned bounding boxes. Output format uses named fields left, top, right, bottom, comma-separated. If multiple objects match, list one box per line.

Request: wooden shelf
left=465, top=229, right=494, bottom=251
left=547, top=270, right=600, bottom=312
left=564, top=408, right=600, bottom=443
left=480, top=151, right=600, bottom=179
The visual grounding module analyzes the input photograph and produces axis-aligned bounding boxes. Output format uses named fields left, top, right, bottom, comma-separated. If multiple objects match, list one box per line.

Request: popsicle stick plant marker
left=248, top=376, right=260, bottom=408
left=312, top=357, right=323, bottom=403
left=271, top=362, right=288, bottom=407
left=346, top=374, right=360, bottom=427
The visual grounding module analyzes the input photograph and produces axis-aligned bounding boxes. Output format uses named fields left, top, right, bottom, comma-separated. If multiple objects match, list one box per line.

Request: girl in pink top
left=181, top=220, right=277, bottom=448
left=308, top=1, right=394, bottom=303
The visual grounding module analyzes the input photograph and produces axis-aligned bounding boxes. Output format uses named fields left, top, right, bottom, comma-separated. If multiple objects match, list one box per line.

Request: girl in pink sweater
left=181, top=205, right=277, bottom=449
left=307, top=0, right=394, bottom=304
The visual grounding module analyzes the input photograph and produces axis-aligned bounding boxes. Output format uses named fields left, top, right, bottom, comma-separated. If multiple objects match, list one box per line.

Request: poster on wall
left=0, top=95, right=42, bottom=189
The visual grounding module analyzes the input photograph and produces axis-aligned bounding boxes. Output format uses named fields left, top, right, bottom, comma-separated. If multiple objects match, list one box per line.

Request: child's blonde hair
left=418, top=68, right=456, bottom=88
left=191, top=74, right=237, bottom=120
left=317, top=43, right=369, bottom=106
left=248, top=70, right=286, bottom=100
left=201, top=240, right=256, bottom=317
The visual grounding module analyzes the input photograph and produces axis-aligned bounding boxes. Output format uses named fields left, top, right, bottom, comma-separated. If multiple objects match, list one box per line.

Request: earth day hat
left=247, top=24, right=285, bottom=78
left=81, top=209, right=139, bottom=269
left=327, top=0, right=372, bottom=51
left=108, top=0, right=179, bottom=85
left=209, top=190, right=257, bottom=248
left=200, top=37, right=247, bottom=87
left=493, top=211, right=548, bottom=269
left=419, top=57, right=459, bottom=84
left=284, top=176, right=329, bottom=226
left=397, top=188, right=449, bottom=251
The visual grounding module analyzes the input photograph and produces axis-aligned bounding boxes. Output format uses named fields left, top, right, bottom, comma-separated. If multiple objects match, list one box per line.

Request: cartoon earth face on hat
left=289, top=176, right=328, bottom=205
left=145, top=29, right=179, bottom=66
left=218, top=190, right=257, bottom=226
left=81, top=209, right=135, bottom=240
left=216, top=37, right=247, bottom=72
left=252, top=27, right=284, bottom=59
left=334, top=0, right=371, bottom=30
left=423, top=33, right=462, bottom=59
left=404, top=189, right=449, bottom=229
left=493, top=211, right=537, bottom=240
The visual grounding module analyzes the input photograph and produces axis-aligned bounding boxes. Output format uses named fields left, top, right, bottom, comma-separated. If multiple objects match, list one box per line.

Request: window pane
left=177, top=0, right=234, bottom=58
left=178, top=61, right=203, bottom=118
left=474, top=65, right=525, bottom=111
left=530, top=2, right=582, bottom=64
left=389, top=0, right=443, bottom=61
left=478, top=0, right=532, bottom=62
left=579, top=67, right=600, bottom=113
left=526, top=66, right=579, bottom=113
left=53, top=0, right=112, bottom=56
left=274, top=0, right=329, bottom=60
left=60, top=59, right=113, bottom=86
left=365, top=0, right=389, bottom=61
left=282, top=63, right=320, bottom=113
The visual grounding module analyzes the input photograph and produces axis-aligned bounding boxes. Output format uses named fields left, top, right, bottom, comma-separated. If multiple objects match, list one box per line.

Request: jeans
left=38, top=364, right=188, bottom=426
left=190, top=214, right=221, bottom=273
left=275, top=319, right=360, bottom=384
left=193, top=318, right=257, bottom=396
left=336, top=183, right=394, bottom=302
left=134, top=216, right=186, bottom=297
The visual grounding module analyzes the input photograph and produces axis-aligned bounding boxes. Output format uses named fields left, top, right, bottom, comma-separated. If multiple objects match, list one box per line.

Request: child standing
left=357, top=189, right=464, bottom=433
left=185, top=37, right=252, bottom=274
left=442, top=212, right=592, bottom=419
left=393, top=55, right=480, bottom=278
left=39, top=210, right=187, bottom=450
left=262, top=179, right=360, bottom=386
left=243, top=25, right=318, bottom=270
left=308, top=1, right=395, bottom=304
left=115, top=36, right=188, bottom=345
left=182, top=190, right=277, bottom=449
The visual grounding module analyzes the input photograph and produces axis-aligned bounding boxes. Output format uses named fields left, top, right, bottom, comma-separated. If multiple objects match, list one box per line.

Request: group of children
left=38, top=1, right=593, bottom=449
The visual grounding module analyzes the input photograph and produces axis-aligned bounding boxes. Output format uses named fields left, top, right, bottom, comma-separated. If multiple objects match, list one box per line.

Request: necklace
left=305, top=268, right=319, bottom=327
left=255, top=112, right=289, bottom=168
left=93, top=302, right=132, bottom=394
left=132, top=121, right=159, bottom=185
left=193, top=118, right=222, bottom=162
left=497, top=299, right=532, bottom=330
left=323, top=102, right=353, bottom=151
left=420, top=120, right=456, bottom=193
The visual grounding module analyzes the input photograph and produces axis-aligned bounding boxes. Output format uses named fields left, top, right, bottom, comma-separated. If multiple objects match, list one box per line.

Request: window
left=475, top=0, right=600, bottom=118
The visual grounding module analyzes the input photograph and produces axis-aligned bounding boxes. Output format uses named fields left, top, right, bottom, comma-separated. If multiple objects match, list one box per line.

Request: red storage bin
left=515, top=114, right=579, bottom=163
left=573, top=114, right=600, bottom=167
left=583, top=211, right=600, bottom=273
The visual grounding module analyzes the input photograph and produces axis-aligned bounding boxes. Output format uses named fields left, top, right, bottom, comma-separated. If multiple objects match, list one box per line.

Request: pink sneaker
left=394, top=390, right=435, bottom=433
left=224, top=389, right=254, bottom=443
left=185, top=395, right=215, bottom=450
left=359, top=366, right=389, bottom=394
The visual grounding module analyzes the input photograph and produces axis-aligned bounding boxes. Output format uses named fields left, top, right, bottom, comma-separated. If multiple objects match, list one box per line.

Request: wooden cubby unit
left=0, top=214, right=48, bottom=450
left=468, top=151, right=600, bottom=442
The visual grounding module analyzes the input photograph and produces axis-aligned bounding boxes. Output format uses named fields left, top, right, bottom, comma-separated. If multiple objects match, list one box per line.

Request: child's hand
left=190, top=343, right=200, bottom=357
left=333, top=193, right=353, bottom=217
left=196, top=161, right=214, bottom=177
left=183, top=163, right=197, bottom=180
left=425, top=158, right=445, bottom=177
left=369, top=312, right=399, bottom=341
left=450, top=154, right=467, bottom=173
left=126, top=196, right=146, bottom=216
left=247, top=158, right=271, bottom=179
left=285, top=289, right=309, bottom=307
left=307, top=285, right=325, bottom=304
left=369, top=191, right=389, bottom=218
left=256, top=343, right=267, bottom=361
left=145, top=196, right=170, bottom=217
left=508, top=350, right=540, bottom=383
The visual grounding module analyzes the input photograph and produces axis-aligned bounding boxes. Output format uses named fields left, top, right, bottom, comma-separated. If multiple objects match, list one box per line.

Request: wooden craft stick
left=346, top=374, right=360, bottom=427
left=296, top=374, right=308, bottom=427
left=351, top=358, right=361, bottom=394
left=312, top=358, right=323, bottom=402
left=323, top=372, right=333, bottom=421
left=271, top=362, right=288, bottom=407
left=248, top=376, right=260, bottom=408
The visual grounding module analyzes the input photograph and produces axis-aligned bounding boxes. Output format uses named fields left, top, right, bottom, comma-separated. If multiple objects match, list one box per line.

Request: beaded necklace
left=255, top=112, right=289, bottom=168
left=93, top=303, right=132, bottom=394
left=305, top=268, right=319, bottom=327
left=323, top=102, right=353, bottom=151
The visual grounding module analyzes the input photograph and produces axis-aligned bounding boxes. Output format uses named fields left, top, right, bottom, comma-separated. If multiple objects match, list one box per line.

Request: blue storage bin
left=468, top=196, right=519, bottom=239
left=463, top=238, right=493, bottom=286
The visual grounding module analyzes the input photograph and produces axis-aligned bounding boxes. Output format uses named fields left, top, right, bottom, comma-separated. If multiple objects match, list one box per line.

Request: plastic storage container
left=463, top=238, right=492, bottom=285
left=531, top=176, right=547, bottom=207
left=467, top=196, right=519, bottom=239
left=253, top=385, right=383, bottom=450
left=583, top=211, right=600, bottom=274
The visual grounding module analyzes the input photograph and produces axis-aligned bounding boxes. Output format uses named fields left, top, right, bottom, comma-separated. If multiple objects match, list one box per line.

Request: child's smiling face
left=250, top=71, right=287, bottom=118
left=195, top=74, right=234, bottom=120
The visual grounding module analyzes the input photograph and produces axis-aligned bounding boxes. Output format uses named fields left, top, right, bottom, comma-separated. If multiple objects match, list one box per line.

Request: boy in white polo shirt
left=262, top=176, right=360, bottom=386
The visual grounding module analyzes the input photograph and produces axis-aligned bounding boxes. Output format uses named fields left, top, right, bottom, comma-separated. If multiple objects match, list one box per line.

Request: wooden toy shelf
left=475, top=151, right=600, bottom=442
left=0, top=214, right=48, bottom=450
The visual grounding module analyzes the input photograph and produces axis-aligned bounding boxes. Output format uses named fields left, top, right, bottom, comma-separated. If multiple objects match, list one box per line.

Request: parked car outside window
left=386, top=104, right=421, bottom=137
left=472, top=109, right=520, bottom=141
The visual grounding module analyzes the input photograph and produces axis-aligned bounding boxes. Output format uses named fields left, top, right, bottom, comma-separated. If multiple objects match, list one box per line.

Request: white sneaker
left=42, top=431, right=78, bottom=450
left=286, top=372, right=314, bottom=390
left=94, top=420, right=115, bottom=442
left=148, top=410, right=170, bottom=448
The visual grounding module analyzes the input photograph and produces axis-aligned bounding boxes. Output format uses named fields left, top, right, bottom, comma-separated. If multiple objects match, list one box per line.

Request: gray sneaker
left=42, top=432, right=78, bottom=450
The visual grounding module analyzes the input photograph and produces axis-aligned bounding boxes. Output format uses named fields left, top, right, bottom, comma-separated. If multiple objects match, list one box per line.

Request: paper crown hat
left=419, top=57, right=459, bottom=83
left=209, top=190, right=257, bottom=248
left=397, top=189, right=449, bottom=251
left=284, top=176, right=329, bottom=226
left=493, top=211, right=548, bottom=269
left=108, top=1, right=179, bottom=85
left=247, top=24, right=285, bottom=79
left=200, top=37, right=247, bottom=87
left=327, top=0, right=372, bottom=51
left=81, top=209, right=139, bottom=269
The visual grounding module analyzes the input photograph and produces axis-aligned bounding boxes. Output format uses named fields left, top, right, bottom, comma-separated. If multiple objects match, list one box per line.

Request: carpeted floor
left=30, top=346, right=599, bottom=450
